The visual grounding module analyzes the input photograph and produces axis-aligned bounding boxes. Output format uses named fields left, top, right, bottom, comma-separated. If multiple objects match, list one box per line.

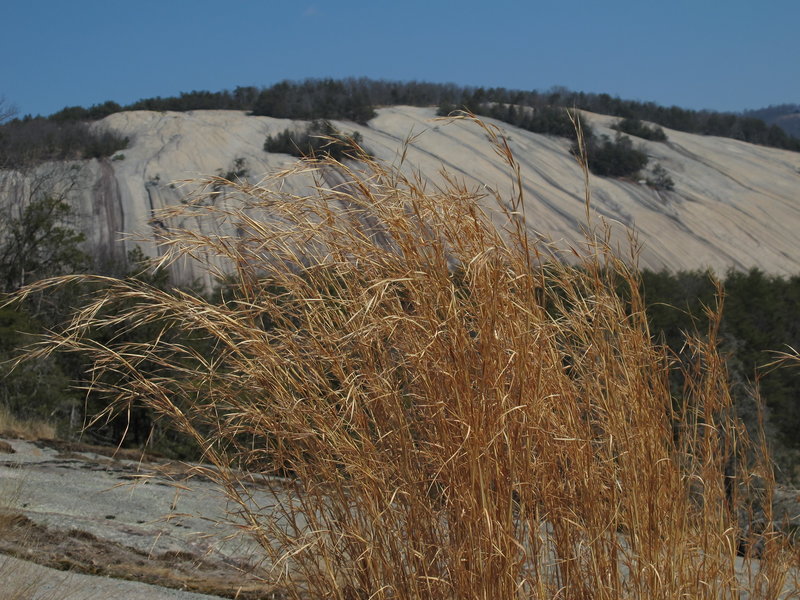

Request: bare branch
left=0, top=96, right=18, bottom=125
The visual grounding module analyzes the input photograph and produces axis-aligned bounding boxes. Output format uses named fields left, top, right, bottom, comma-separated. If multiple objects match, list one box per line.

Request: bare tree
left=0, top=96, right=17, bottom=125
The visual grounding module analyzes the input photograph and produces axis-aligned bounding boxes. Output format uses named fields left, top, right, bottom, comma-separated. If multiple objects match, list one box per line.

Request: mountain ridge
left=1, top=105, right=799, bottom=285
left=745, top=103, right=800, bottom=138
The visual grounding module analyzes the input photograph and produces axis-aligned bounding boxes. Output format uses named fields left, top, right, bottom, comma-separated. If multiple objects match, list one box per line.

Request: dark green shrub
left=572, top=132, right=649, bottom=178
left=264, top=120, right=366, bottom=160
left=614, top=117, right=667, bottom=141
left=436, top=101, right=457, bottom=117
left=639, top=267, right=800, bottom=472
left=0, top=305, right=75, bottom=423
left=523, top=106, right=591, bottom=140
left=449, top=101, right=593, bottom=141
left=219, top=157, right=249, bottom=181
left=0, top=194, right=88, bottom=292
left=646, top=163, right=675, bottom=190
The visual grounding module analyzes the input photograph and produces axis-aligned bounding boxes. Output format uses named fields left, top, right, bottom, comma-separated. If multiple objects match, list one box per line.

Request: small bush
left=264, top=120, right=366, bottom=160
left=647, top=163, right=675, bottom=190
left=209, top=158, right=251, bottom=196
left=522, top=106, right=592, bottom=140
left=614, top=117, right=668, bottom=141
left=573, top=132, right=649, bottom=178
left=219, top=157, right=249, bottom=181
left=436, top=101, right=457, bottom=117
left=0, top=305, right=75, bottom=428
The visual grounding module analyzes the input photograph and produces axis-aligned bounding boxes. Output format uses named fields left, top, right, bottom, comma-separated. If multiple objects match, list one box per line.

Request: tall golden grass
left=0, top=404, right=56, bottom=440
left=9, top=116, right=799, bottom=598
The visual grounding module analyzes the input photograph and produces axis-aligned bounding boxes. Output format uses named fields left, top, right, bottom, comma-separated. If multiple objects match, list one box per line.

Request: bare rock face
left=2, top=107, right=799, bottom=285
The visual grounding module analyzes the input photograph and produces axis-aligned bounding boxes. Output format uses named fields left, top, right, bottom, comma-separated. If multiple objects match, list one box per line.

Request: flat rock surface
left=1, top=434, right=798, bottom=598
left=0, top=553, right=226, bottom=600
left=0, top=437, right=281, bottom=599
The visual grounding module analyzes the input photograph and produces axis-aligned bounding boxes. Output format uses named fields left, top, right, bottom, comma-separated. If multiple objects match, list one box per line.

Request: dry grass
left=0, top=404, right=56, bottom=440
left=0, top=450, right=73, bottom=599
left=9, top=116, right=800, bottom=598
left=0, top=554, right=73, bottom=600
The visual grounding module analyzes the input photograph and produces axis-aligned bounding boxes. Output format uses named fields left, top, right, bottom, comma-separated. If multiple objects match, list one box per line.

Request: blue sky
left=2, top=0, right=797, bottom=118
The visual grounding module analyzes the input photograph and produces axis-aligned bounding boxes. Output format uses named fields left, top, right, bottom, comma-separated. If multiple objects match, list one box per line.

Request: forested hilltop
left=744, top=103, right=800, bottom=138
left=3, top=78, right=799, bottom=170
left=45, top=79, right=800, bottom=151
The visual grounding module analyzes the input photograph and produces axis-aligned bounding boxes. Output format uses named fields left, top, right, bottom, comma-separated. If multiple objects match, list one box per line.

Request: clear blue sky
left=2, top=0, right=798, bottom=118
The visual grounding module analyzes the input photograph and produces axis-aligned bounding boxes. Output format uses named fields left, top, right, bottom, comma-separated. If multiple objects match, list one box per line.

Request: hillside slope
left=2, top=106, right=799, bottom=283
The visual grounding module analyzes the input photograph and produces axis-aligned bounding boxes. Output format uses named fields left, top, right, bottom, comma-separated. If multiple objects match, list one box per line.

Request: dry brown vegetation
left=0, top=513, right=269, bottom=599
left=9, top=117, right=800, bottom=598
left=0, top=404, right=56, bottom=441
left=0, top=449, right=70, bottom=600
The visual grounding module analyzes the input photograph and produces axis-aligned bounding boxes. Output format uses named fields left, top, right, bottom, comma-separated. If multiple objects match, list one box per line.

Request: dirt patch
left=0, top=512, right=282, bottom=599
left=0, top=439, right=15, bottom=454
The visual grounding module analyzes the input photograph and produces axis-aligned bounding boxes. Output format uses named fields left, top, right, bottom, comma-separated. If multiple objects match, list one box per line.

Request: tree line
left=4, top=78, right=798, bottom=170
left=0, top=116, right=128, bottom=169
left=744, top=104, right=800, bottom=139
left=637, top=268, right=800, bottom=476
left=13, top=78, right=798, bottom=153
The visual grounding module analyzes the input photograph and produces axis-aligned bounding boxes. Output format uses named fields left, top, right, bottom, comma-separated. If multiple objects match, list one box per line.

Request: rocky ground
left=0, top=553, right=227, bottom=600
left=1, top=434, right=798, bottom=599
left=0, top=436, right=282, bottom=599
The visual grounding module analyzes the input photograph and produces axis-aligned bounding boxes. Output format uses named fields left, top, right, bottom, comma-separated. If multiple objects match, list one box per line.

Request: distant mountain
left=744, top=103, right=800, bottom=138
left=2, top=106, right=799, bottom=287
left=12, top=79, right=800, bottom=155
